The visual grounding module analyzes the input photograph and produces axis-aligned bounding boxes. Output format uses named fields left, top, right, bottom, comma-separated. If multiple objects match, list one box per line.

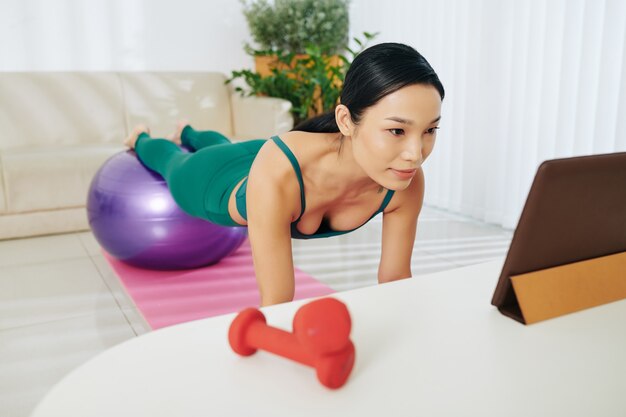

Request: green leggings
left=134, top=125, right=266, bottom=226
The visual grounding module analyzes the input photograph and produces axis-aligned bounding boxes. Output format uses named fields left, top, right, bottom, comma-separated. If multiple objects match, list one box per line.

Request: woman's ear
left=335, top=104, right=354, bottom=137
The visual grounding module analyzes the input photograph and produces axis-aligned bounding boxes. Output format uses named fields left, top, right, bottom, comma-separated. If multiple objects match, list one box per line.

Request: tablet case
left=491, top=151, right=626, bottom=324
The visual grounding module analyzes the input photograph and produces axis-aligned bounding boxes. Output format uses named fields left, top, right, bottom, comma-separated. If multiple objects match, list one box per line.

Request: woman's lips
left=390, top=168, right=417, bottom=179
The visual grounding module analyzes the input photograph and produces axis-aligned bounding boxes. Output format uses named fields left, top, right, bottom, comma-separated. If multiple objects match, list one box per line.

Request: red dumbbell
left=228, top=297, right=355, bottom=389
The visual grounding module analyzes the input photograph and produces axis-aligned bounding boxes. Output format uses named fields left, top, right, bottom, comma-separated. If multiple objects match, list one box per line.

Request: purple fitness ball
left=87, top=149, right=247, bottom=270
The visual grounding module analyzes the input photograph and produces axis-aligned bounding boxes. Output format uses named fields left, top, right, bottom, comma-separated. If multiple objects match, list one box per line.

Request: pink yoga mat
left=103, top=239, right=335, bottom=329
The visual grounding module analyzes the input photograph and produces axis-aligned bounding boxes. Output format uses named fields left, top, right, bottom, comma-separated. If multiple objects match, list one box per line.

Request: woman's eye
left=389, top=128, right=404, bottom=136
left=426, top=127, right=440, bottom=135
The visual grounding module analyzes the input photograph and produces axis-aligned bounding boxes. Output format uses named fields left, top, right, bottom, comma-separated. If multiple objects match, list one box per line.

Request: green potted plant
left=241, top=0, right=351, bottom=75
left=227, top=33, right=377, bottom=125
left=229, top=0, right=378, bottom=125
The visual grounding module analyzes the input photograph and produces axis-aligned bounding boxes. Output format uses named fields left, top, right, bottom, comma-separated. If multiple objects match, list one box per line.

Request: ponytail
left=292, top=110, right=340, bottom=133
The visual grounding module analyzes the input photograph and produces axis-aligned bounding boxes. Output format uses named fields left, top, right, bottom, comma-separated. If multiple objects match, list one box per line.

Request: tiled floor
left=0, top=205, right=513, bottom=417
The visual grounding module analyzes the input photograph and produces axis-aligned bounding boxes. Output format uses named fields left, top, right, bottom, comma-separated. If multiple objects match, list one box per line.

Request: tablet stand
left=508, top=251, right=626, bottom=324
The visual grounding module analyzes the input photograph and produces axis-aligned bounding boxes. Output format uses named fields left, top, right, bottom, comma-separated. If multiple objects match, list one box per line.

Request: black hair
left=292, top=42, right=445, bottom=137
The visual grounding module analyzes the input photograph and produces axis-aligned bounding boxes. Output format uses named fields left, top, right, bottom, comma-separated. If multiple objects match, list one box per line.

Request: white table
left=31, top=257, right=626, bottom=417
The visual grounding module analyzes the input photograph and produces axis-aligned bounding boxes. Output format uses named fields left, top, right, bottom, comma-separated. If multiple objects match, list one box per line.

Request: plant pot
left=254, top=54, right=343, bottom=80
left=254, top=53, right=304, bottom=77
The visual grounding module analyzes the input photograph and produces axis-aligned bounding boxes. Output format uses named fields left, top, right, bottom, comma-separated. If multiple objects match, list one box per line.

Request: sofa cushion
left=0, top=207, right=90, bottom=240
left=1, top=144, right=126, bottom=214
left=0, top=73, right=127, bottom=150
left=120, top=72, right=234, bottom=138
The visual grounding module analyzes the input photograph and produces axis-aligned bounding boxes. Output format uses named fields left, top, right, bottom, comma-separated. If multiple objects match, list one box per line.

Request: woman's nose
left=401, top=140, right=423, bottom=163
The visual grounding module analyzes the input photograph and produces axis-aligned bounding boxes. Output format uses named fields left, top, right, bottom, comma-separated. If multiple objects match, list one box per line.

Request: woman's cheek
left=368, top=133, right=389, bottom=154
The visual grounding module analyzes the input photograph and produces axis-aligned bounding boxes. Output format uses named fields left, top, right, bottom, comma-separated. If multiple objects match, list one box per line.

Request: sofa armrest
left=0, top=155, right=6, bottom=213
left=230, top=94, right=293, bottom=141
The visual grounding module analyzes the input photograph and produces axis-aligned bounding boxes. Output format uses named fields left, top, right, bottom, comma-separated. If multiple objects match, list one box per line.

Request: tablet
left=491, top=151, right=626, bottom=323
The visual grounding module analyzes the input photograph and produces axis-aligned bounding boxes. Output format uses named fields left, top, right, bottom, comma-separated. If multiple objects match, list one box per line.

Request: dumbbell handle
left=246, top=320, right=315, bottom=367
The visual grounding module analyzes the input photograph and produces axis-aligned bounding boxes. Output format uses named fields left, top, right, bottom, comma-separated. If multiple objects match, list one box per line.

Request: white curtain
left=350, top=0, right=626, bottom=230
left=0, top=0, right=253, bottom=73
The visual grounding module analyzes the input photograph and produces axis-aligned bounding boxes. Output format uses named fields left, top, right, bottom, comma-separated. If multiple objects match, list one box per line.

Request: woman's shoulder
left=246, top=133, right=308, bottom=221
left=248, top=131, right=334, bottom=219
left=278, top=129, right=339, bottom=145
left=251, top=133, right=300, bottom=183
left=275, top=130, right=339, bottom=162
left=252, top=131, right=322, bottom=190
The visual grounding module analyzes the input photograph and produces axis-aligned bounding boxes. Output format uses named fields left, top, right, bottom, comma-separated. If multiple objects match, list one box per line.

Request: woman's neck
left=319, top=133, right=383, bottom=199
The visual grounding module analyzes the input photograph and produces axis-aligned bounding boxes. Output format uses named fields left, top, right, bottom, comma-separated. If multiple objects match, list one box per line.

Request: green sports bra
left=236, top=136, right=395, bottom=240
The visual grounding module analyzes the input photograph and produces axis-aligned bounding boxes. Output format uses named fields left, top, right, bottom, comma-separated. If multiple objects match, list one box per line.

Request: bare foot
left=124, top=125, right=151, bottom=149
left=167, top=119, right=190, bottom=146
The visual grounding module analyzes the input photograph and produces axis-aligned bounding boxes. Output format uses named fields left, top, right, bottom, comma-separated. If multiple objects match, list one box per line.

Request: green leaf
left=363, top=31, right=379, bottom=39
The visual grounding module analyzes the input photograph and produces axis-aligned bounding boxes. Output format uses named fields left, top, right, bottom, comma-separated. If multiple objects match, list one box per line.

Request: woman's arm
left=245, top=142, right=300, bottom=307
left=378, top=167, right=425, bottom=283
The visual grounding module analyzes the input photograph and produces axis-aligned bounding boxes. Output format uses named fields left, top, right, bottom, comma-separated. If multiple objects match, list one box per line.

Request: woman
left=124, top=42, right=444, bottom=306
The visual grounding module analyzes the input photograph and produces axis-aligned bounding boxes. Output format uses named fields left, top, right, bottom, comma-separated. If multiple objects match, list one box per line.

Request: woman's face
left=349, top=83, right=442, bottom=190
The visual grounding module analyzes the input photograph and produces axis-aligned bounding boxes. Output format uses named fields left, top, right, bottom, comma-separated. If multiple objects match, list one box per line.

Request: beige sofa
left=0, top=72, right=293, bottom=240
